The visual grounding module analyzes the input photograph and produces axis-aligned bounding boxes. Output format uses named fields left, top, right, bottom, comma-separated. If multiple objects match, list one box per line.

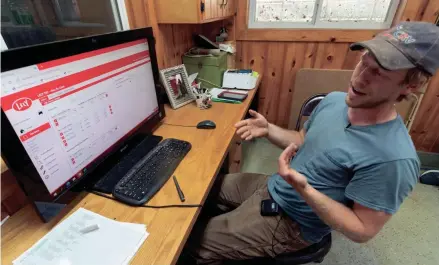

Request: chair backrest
left=288, top=69, right=424, bottom=130
left=295, top=94, right=326, bottom=131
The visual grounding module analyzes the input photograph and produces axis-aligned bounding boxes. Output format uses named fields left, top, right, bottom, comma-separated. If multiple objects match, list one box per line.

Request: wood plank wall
left=125, top=0, right=201, bottom=68
left=235, top=0, right=439, bottom=153
left=124, top=0, right=232, bottom=69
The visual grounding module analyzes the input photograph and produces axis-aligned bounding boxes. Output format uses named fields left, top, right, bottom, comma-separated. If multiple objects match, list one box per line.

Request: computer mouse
left=197, top=120, right=216, bottom=129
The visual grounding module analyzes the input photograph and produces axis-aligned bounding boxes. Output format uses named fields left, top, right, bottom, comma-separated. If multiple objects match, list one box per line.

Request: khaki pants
left=191, top=173, right=310, bottom=264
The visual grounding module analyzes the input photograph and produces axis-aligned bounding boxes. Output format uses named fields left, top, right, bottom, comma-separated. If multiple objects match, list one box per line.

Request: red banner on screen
left=37, top=39, right=147, bottom=70
left=19, top=123, right=51, bottom=142
left=1, top=51, right=150, bottom=111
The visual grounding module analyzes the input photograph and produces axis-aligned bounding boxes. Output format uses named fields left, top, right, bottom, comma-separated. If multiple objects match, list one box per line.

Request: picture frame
left=160, top=65, right=195, bottom=109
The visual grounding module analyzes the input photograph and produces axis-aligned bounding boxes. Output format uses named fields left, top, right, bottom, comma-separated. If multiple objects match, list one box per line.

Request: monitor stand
left=35, top=201, right=67, bottom=222
left=87, top=134, right=163, bottom=194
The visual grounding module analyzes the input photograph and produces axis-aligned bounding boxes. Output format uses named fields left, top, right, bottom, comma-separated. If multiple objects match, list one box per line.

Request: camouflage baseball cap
left=350, top=22, right=439, bottom=76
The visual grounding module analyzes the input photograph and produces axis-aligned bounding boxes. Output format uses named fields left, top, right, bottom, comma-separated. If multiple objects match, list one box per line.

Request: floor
left=240, top=138, right=439, bottom=265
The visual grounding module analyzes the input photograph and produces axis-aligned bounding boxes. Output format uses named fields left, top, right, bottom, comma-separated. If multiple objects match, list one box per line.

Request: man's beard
left=345, top=94, right=390, bottom=109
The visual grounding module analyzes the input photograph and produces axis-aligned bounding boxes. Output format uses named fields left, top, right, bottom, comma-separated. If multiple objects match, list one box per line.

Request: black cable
left=271, top=214, right=283, bottom=256
left=162, top=123, right=197, bottom=128
left=89, top=190, right=203, bottom=208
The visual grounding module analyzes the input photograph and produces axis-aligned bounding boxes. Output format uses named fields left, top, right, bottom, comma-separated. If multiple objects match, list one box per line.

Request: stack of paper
left=13, top=208, right=149, bottom=265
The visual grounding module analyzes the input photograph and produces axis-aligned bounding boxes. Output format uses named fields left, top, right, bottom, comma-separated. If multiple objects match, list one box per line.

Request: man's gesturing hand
left=234, top=110, right=269, bottom=141
left=278, top=143, right=308, bottom=190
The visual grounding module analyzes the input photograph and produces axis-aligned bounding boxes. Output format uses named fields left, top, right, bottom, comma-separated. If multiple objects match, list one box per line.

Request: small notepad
left=13, top=208, right=149, bottom=265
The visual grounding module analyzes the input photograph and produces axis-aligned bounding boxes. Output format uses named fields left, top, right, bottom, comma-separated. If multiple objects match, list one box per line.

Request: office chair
left=295, top=94, right=327, bottom=131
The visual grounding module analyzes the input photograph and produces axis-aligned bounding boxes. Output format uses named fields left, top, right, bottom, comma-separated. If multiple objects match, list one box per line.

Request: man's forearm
left=267, top=123, right=304, bottom=149
left=295, top=184, right=372, bottom=243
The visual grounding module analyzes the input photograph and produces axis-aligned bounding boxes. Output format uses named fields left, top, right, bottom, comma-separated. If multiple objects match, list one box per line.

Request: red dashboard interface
left=1, top=39, right=159, bottom=196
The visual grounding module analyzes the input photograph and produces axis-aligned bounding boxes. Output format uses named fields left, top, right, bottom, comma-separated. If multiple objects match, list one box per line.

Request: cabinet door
left=203, top=0, right=222, bottom=21
left=213, top=0, right=223, bottom=19
left=203, top=0, right=212, bottom=20
left=223, top=0, right=235, bottom=17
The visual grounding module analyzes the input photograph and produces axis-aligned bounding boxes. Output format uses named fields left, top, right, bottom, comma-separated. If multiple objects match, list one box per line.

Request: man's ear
left=397, top=83, right=417, bottom=102
left=403, top=83, right=421, bottom=95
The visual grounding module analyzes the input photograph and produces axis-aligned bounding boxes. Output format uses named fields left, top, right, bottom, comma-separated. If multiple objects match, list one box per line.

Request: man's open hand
left=278, top=143, right=308, bottom=190
left=234, top=110, right=269, bottom=141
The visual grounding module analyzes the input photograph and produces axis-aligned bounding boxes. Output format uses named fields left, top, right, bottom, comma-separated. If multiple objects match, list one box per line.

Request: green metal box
left=183, top=52, right=228, bottom=89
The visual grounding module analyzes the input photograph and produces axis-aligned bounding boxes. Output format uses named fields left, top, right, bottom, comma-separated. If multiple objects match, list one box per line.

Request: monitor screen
left=1, top=38, right=159, bottom=197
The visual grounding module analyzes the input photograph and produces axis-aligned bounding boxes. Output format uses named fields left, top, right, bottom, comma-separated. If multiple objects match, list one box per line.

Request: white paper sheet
left=13, top=208, right=148, bottom=265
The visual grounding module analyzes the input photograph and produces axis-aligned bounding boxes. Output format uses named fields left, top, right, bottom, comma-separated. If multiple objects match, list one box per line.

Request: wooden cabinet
left=155, top=0, right=235, bottom=24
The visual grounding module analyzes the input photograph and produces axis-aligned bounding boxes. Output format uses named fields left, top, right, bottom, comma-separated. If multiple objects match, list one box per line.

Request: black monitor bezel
left=1, top=27, right=165, bottom=206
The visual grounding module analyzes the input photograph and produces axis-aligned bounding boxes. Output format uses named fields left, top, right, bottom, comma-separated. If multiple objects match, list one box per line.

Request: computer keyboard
left=92, top=135, right=162, bottom=194
left=112, top=138, right=191, bottom=206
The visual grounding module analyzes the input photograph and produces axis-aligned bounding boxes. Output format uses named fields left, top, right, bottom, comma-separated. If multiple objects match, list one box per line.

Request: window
left=1, top=0, right=130, bottom=50
left=249, top=0, right=400, bottom=29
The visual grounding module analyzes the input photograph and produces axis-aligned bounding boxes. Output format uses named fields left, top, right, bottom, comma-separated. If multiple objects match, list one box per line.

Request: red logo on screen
left=12, top=98, right=33, bottom=111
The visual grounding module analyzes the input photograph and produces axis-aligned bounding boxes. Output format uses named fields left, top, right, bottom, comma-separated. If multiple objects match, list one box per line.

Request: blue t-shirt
left=268, top=92, right=420, bottom=243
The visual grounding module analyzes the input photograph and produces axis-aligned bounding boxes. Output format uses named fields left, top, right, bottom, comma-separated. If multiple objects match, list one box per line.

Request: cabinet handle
left=201, top=1, right=205, bottom=12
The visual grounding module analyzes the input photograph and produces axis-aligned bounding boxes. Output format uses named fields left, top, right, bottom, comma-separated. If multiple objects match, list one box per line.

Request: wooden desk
left=1, top=78, right=260, bottom=265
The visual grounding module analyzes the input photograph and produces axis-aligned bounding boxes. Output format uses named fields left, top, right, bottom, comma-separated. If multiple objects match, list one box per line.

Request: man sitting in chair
left=191, top=22, right=439, bottom=264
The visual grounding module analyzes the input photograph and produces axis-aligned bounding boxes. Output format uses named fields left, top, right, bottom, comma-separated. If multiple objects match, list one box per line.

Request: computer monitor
left=1, top=28, right=165, bottom=220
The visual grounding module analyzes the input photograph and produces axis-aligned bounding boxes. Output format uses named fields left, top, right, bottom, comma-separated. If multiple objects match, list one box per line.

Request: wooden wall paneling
left=276, top=43, right=308, bottom=127
left=235, top=0, right=248, bottom=34
left=124, top=0, right=150, bottom=28
left=313, top=43, right=350, bottom=69
left=342, top=47, right=363, bottom=70
left=238, top=29, right=380, bottom=43
left=237, top=41, right=268, bottom=110
left=410, top=74, right=439, bottom=152
left=225, top=0, right=236, bottom=17
left=421, top=0, right=439, bottom=22
left=302, top=42, right=318, bottom=68
left=225, top=17, right=236, bottom=41
left=418, top=101, right=439, bottom=151
left=420, top=105, right=439, bottom=151
left=260, top=42, right=286, bottom=123
left=400, top=0, right=431, bottom=21
left=159, top=24, right=200, bottom=68
left=239, top=42, right=267, bottom=74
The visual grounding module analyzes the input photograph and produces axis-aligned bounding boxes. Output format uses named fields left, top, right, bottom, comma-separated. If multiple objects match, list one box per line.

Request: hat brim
left=350, top=39, right=415, bottom=71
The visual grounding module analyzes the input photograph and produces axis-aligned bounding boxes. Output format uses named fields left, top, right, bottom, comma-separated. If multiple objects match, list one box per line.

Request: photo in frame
left=160, top=65, right=195, bottom=109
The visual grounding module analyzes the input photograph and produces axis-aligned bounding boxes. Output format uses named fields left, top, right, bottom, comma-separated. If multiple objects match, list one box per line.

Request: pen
left=173, top=175, right=185, bottom=202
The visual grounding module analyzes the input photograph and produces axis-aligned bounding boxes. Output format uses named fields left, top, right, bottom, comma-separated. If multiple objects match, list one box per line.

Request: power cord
left=89, top=190, right=203, bottom=208
left=162, top=123, right=197, bottom=128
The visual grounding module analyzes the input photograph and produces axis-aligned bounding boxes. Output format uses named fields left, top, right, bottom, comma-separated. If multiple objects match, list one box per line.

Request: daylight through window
left=249, top=0, right=400, bottom=29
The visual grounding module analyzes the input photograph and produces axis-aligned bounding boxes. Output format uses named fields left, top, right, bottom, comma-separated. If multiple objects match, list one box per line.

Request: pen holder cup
left=195, top=94, right=213, bottom=110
